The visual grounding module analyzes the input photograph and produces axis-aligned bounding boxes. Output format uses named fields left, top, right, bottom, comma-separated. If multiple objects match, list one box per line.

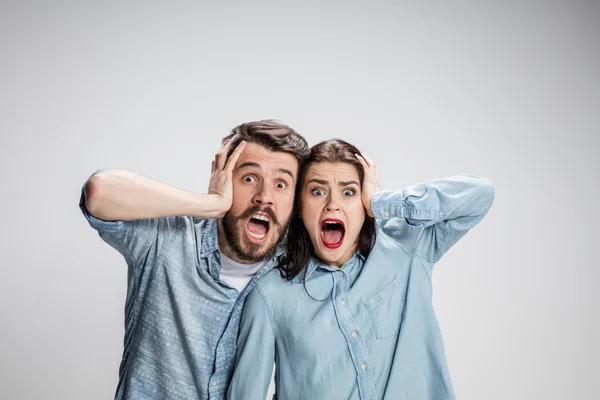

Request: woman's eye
left=243, top=175, right=256, bottom=183
left=275, top=181, right=287, bottom=189
left=343, top=189, right=355, bottom=196
left=312, top=189, right=325, bottom=196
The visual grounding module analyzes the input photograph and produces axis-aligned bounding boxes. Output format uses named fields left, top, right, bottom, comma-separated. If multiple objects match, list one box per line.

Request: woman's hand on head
left=355, top=153, right=380, bottom=217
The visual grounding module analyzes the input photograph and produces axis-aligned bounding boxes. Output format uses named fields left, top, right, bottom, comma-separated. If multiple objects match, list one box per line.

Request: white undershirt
left=219, top=252, right=266, bottom=293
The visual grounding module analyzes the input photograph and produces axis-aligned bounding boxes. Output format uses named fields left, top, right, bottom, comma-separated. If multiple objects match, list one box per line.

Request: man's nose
left=252, top=184, right=274, bottom=205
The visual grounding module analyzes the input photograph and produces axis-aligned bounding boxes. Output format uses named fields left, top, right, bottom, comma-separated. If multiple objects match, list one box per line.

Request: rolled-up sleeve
left=371, top=174, right=495, bottom=263
left=79, top=183, right=160, bottom=271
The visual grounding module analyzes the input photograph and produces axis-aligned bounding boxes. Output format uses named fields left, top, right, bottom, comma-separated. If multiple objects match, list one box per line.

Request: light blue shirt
left=80, top=191, right=282, bottom=399
left=227, top=175, right=494, bottom=400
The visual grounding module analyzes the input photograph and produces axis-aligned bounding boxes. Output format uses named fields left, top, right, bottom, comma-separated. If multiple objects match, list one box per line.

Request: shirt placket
left=209, top=256, right=279, bottom=400
left=331, top=270, right=377, bottom=400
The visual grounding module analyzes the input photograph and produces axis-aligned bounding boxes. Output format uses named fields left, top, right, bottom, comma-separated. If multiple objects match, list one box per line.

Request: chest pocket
left=364, top=274, right=406, bottom=339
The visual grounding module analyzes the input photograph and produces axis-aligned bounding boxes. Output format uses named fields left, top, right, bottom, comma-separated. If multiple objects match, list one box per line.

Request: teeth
left=324, top=221, right=337, bottom=224
left=252, top=214, right=269, bottom=222
left=248, top=231, right=266, bottom=239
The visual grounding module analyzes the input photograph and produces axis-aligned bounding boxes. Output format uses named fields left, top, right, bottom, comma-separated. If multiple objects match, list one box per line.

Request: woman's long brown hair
left=278, top=139, right=376, bottom=281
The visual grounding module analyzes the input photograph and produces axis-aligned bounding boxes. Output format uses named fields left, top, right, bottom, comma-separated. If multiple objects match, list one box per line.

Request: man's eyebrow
left=237, top=161, right=261, bottom=170
left=237, top=162, right=295, bottom=180
left=277, top=168, right=295, bottom=180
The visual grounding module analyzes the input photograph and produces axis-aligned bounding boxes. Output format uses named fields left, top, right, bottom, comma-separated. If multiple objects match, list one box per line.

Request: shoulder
left=248, top=269, right=294, bottom=309
left=162, top=215, right=202, bottom=230
left=255, top=268, right=292, bottom=294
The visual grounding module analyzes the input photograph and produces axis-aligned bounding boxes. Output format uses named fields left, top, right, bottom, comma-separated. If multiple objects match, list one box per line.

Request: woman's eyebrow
left=307, top=178, right=359, bottom=186
left=307, top=178, right=329, bottom=185
left=339, top=180, right=359, bottom=187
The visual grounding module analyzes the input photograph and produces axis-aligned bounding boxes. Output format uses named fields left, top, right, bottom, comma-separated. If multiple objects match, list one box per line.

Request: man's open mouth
left=321, top=218, right=345, bottom=249
left=246, top=213, right=270, bottom=243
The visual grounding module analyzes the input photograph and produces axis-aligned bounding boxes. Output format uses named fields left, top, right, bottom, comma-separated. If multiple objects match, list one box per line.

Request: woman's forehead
left=304, top=162, right=359, bottom=183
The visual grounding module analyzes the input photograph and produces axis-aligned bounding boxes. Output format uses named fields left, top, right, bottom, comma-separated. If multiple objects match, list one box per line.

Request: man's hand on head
left=207, top=139, right=247, bottom=219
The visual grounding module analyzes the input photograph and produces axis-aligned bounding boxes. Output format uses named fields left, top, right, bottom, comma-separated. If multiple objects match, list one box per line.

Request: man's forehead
left=234, top=143, right=298, bottom=176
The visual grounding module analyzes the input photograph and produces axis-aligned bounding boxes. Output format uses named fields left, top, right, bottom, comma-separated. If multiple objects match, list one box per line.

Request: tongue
left=248, top=219, right=267, bottom=235
left=323, top=230, right=343, bottom=245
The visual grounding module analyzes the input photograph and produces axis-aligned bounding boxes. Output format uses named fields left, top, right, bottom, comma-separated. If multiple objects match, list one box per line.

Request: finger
left=213, top=147, right=223, bottom=168
left=225, top=141, right=247, bottom=173
left=355, top=153, right=368, bottom=169
left=211, top=160, right=216, bottom=174
left=216, top=138, right=235, bottom=171
left=216, top=138, right=231, bottom=156
left=363, top=154, right=376, bottom=168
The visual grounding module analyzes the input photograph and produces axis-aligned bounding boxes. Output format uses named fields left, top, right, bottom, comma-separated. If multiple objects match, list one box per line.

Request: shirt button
left=384, top=209, right=390, bottom=217
left=351, top=331, right=357, bottom=338
left=361, top=363, right=367, bottom=370
left=339, top=299, right=345, bottom=306
left=338, top=271, right=343, bottom=277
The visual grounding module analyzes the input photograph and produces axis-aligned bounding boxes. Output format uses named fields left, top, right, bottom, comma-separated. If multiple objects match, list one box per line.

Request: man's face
left=219, top=142, right=298, bottom=263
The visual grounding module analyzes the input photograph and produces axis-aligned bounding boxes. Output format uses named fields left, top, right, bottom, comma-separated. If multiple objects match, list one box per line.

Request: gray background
left=1, top=1, right=598, bottom=399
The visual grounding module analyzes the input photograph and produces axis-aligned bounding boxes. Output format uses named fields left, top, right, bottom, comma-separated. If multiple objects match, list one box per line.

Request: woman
left=227, top=139, right=494, bottom=400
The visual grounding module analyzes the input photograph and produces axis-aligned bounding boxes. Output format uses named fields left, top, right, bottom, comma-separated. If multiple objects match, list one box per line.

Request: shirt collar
left=297, top=251, right=366, bottom=282
left=199, top=218, right=219, bottom=258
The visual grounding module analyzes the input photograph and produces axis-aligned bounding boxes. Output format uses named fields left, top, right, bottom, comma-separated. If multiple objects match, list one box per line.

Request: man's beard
left=221, top=205, right=291, bottom=263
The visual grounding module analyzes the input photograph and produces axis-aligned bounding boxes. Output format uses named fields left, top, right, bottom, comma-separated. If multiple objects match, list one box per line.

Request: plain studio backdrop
left=1, top=1, right=598, bottom=399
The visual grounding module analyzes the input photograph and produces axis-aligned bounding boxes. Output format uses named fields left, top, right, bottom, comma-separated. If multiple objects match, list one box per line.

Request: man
left=80, top=120, right=309, bottom=399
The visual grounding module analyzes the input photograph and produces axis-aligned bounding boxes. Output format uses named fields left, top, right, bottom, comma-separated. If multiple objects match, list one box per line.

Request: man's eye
left=343, top=189, right=355, bottom=196
left=243, top=176, right=256, bottom=183
left=312, top=189, right=325, bottom=196
left=275, top=181, right=287, bottom=189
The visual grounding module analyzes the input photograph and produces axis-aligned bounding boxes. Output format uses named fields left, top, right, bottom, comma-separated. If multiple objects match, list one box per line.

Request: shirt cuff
left=370, top=190, right=399, bottom=220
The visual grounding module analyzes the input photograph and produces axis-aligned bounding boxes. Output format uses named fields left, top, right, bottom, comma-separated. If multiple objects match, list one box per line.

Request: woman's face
left=301, top=162, right=366, bottom=267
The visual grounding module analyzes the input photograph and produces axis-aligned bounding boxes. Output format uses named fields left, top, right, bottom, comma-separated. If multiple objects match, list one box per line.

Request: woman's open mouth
left=320, top=218, right=345, bottom=249
left=246, top=213, right=270, bottom=243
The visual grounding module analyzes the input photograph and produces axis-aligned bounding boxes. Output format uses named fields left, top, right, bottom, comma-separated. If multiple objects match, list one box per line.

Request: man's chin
left=235, top=235, right=280, bottom=263
left=237, top=243, right=270, bottom=261
left=220, top=213, right=286, bottom=264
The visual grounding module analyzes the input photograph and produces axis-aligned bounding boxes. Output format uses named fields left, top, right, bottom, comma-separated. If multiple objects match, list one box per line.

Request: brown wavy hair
left=223, top=120, right=310, bottom=173
left=278, top=139, right=377, bottom=281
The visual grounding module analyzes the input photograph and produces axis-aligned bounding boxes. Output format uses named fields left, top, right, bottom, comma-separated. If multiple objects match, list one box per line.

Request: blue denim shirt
left=227, top=175, right=494, bottom=400
left=80, top=192, right=282, bottom=400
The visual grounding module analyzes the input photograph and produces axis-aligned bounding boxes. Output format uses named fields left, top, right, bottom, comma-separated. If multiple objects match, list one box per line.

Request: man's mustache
left=238, top=205, right=281, bottom=228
